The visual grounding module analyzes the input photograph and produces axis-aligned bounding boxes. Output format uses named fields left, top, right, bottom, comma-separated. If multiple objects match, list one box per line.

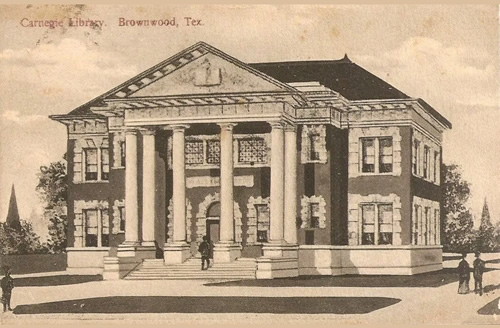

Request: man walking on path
left=1, top=266, right=14, bottom=312
left=473, top=251, right=485, bottom=296
left=198, top=236, right=210, bottom=270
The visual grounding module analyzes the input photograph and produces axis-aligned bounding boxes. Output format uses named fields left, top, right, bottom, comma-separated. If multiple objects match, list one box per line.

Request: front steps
left=124, top=257, right=256, bottom=280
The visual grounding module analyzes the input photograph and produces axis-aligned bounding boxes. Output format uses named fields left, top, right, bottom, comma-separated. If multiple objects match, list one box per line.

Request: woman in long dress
left=457, top=252, right=470, bottom=294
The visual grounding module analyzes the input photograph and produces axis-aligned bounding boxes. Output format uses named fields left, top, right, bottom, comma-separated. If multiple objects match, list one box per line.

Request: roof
left=249, top=56, right=409, bottom=101
left=53, top=43, right=451, bottom=129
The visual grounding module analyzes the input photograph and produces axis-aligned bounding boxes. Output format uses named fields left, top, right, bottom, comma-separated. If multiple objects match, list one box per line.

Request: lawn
left=206, top=268, right=498, bottom=288
left=0, top=254, right=67, bottom=274
left=13, top=275, right=102, bottom=287
left=13, top=296, right=401, bottom=315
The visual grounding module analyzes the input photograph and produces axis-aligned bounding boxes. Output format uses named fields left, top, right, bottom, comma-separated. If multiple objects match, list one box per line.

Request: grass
left=13, top=275, right=102, bottom=287
left=0, top=254, right=67, bottom=274
left=13, top=296, right=401, bottom=314
left=206, top=268, right=498, bottom=288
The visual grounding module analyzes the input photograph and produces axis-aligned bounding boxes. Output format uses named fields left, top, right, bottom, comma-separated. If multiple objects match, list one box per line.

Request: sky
left=0, top=4, right=499, bottom=239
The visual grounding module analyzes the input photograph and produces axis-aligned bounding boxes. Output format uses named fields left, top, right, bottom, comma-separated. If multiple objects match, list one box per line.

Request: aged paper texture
left=0, top=4, right=499, bottom=326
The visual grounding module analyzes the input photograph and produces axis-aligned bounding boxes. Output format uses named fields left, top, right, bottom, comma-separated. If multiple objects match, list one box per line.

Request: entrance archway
left=206, top=202, right=220, bottom=243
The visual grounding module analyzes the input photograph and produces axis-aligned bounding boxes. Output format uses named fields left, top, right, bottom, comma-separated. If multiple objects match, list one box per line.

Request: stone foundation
left=66, top=247, right=110, bottom=274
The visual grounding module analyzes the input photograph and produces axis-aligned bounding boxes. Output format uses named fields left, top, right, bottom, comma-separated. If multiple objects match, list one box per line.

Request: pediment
left=107, top=42, right=293, bottom=100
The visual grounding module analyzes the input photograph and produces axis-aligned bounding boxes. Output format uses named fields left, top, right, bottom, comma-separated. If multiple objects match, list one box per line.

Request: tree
left=474, top=199, right=497, bottom=252
left=0, top=219, right=47, bottom=255
left=36, top=157, right=68, bottom=253
left=5, top=184, right=21, bottom=231
left=442, top=163, right=476, bottom=252
left=494, top=221, right=500, bottom=251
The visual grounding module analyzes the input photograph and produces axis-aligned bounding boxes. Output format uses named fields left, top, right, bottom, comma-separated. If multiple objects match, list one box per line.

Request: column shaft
left=141, top=130, right=156, bottom=246
left=219, top=123, right=235, bottom=243
left=284, top=126, right=298, bottom=244
left=124, top=130, right=140, bottom=245
left=172, top=126, right=188, bottom=243
left=269, top=122, right=285, bottom=243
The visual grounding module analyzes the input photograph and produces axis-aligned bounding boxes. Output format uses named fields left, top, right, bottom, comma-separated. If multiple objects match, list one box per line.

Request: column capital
left=139, top=128, right=156, bottom=136
left=269, top=121, right=285, bottom=130
left=283, top=124, right=297, bottom=132
left=124, top=128, right=139, bottom=136
left=170, top=124, right=190, bottom=132
left=217, top=122, right=237, bottom=131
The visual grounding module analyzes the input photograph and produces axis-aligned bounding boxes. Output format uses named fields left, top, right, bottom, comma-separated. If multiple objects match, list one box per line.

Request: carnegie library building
left=50, top=42, right=452, bottom=280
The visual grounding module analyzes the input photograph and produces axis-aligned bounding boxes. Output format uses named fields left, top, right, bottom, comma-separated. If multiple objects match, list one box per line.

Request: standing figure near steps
left=457, top=252, right=470, bottom=295
left=198, top=236, right=210, bottom=270
left=473, top=251, right=485, bottom=296
left=1, top=266, right=14, bottom=312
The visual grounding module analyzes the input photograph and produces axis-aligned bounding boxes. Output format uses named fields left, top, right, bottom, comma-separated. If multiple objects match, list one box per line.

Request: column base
left=262, top=243, right=299, bottom=258
left=256, top=243, right=299, bottom=279
left=135, top=245, right=157, bottom=261
left=117, top=243, right=139, bottom=258
left=213, top=242, right=241, bottom=263
left=163, top=242, right=191, bottom=264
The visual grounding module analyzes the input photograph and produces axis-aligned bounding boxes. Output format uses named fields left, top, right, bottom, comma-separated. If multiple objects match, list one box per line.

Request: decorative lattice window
left=206, top=140, right=220, bottom=164
left=185, top=140, right=204, bottom=165
left=238, top=138, right=267, bottom=164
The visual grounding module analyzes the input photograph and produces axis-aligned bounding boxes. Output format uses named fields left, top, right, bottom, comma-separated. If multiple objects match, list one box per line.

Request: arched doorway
left=206, top=202, right=220, bottom=244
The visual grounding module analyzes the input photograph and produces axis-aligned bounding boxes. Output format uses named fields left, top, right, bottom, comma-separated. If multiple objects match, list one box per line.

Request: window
left=238, top=138, right=267, bottom=164
left=84, top=149, right=98, bottom=181
left=83, top=208, right=109, bottom=247
left=309, top=134, right=321, bottom=161
left=423, top=146, right=430, bottom=179
left=101, top=148, right=109, bottom=181
left=119, top=140, right=126, bottom=167
left=424, top=207, right=430, bottom=244
left=434, top=209, right=440, bottom=244
left=118, top=206, right=125, bottom=232
left=361, top=137, right=393, bottom=174
left=379, top=138, right=393, bottom=173
left=255, top=204, right=270, bottom=242
left=206, top=140, right=220, bottom=164
left=361, top=139, right=375, bottom=173
left=413, top=140, right=420, bottom=175
left=361, top=203, right=393, bottom=245
left=434, top=151, right=439, bottom=182
left=412, top=205, right=419, bottom=245
left=309, top=203, right=320, bottom=228
left=185, top=140, right=204, bottom=165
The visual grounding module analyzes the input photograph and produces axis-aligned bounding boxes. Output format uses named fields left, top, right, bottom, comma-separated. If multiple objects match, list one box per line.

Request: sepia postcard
left=0, top=4, right=499, bottom=325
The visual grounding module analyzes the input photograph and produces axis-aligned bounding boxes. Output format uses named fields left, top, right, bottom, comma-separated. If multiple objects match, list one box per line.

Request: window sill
left=358, top=172, right=394, bottom=176
left=73, top=180, right=110, bottom=184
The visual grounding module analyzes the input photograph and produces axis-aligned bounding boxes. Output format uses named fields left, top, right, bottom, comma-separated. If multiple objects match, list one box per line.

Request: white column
left=269, top=122, right=285, bottom=243
left=218, top=123, right=236, bottom=243
left=284, top=125, right=297, bottom=244
left=172, top=124, right=189, bottom=243
left=141, top=129, right=156, bottom=247
left=124, top=129, right=140, bottom=245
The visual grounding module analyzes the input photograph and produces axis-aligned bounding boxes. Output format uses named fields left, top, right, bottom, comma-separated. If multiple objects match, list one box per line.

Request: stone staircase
left=124, top=257, right=257, bottom=280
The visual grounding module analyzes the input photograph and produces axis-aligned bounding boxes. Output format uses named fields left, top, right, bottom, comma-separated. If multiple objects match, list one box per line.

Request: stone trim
left=348, top=126, right=402, bottom=178
left=348, top=193, right=402, bottom=246
left=300, top=195, right=327, bottom=229
left=412, top=129, right=440, bottom=185
left=112, top=131, right=125, bottom=168
left=412, top=196, right=440, bottom=246
left=74, top=200, right=109, bottom=248
left=112, top=199, right=125, bottom=234
left=194, top=192, right=242, bottom=243
left=186, top=175, right=254, bottom=188
left=301, top=125, right=327, bottom=164
left=166, top=198, right=193, bottom=242
left=246, top=196, right=270, bottom=245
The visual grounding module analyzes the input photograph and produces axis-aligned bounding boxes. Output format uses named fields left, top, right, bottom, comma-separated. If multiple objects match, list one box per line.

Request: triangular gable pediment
left=107, top=42, right=295, bottom=100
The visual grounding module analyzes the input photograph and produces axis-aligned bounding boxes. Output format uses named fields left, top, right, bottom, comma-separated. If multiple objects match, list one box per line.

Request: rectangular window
left=361, top=138, right=375, bottom=173
left=119, top=140, right=126, bottom=167
left=309, top=203, right=320, bottom=228
left=84, top=149, right=98, bottom=181
left=119, top=206, right=126, bottom=232
left=378, top=204, right=393, bottom=245
left=101, top=148, right=109, bottom=181
left=84, top=209, right=98, bottom=247
left=434, top=151, right=439, bottom=182
left=424, top=207, right=430, bottom=245
left=413, top=140, right=420, bottom=175
left=309, top=134, right=321, bottom=161
left=238, top=138, right=267, bottom=164
left=206, top=140, right=221, bottom=164
left=185, top=140, right=204, bottom=165
left=101, top=208, right=109, bottom=247
left=434, top=209, right=440, bottom=244
left=361, top=204, right=375, bottom=245
left=412, top=205, right=419, bottom=245
left=379, top=138, right=393, bottom=173
left=423, top=146, right=430, bottom=179
left=255, top=204, right=270, bottom=242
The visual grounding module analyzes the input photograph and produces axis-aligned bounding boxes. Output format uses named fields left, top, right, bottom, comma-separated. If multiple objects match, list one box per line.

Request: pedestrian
left=208, top=239, right=214, bottom=268
left=473, top=251, right=485, bottom=296
left=1, top=266, right=14, bottom=312
left=198, top=236, right=210, bottom=270
left=457, top=252, right=470, bottom=295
